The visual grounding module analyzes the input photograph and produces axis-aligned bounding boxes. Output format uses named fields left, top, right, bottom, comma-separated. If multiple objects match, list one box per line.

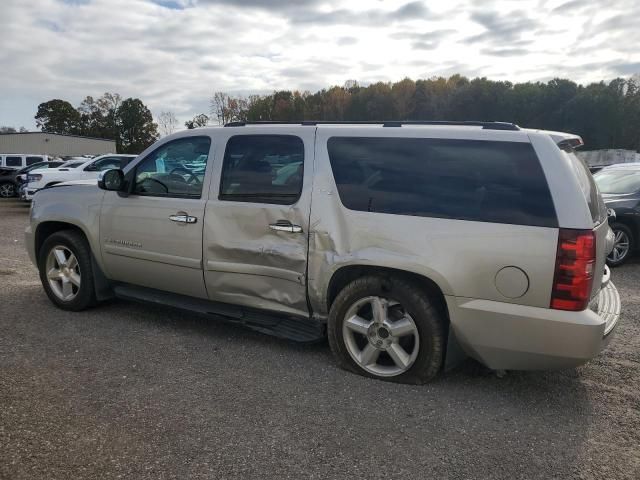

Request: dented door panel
left=202, top=127, right=315, bottom=317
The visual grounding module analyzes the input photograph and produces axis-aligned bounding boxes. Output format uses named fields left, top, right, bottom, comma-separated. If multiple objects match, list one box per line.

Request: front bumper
left=23, top=188, right=38, bottom=201
left=446, top=282, right=621, bottom=370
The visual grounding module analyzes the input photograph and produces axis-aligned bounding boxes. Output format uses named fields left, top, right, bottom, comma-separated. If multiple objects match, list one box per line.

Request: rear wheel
left=0, top=182, right=16, bottom=198
left=38, top=230, right=96, bottom=311
left=607, top=223, right=634, bottom=267
left=328, top=276, right=445, bottom=384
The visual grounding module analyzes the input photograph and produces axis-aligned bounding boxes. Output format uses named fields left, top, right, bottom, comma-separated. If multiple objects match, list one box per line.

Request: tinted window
left=133, top=136, right=211, bottom=197
left=220, top=135, right=304, bottom=205
left=6, top=156, right=22, bottom=167
left=26, top=156, right=43, bottom=165
left=327, top=137, right=557, bottom=227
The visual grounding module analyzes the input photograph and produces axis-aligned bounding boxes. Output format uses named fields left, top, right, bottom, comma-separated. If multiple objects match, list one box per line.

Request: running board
left=112, top=284, right=325, bottom=343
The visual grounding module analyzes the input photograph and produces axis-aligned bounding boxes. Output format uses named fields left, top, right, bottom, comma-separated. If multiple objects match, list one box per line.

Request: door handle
left=169, top=212, right=197, bottom=224
left=269, top=220, right=303, bottom=233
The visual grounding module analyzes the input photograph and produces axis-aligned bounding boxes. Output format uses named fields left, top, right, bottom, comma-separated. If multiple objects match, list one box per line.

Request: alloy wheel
left=0, top=183, right=15, bottom=197
left=45, top=246, right=81, bottom=301
left=342, top=296, right=420, bottom=377
left=608, top=229, right=630, bottom=264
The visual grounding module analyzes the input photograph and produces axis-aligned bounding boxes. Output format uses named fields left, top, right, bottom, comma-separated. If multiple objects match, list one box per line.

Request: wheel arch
left=35, top=221, right=88, bottom=261
left=326, top=265, right=450, bottom=325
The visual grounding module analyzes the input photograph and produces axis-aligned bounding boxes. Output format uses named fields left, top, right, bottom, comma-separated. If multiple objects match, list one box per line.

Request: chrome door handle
left=269, top=220, right=303, bottom=233
left=169, top=213, right=197, bottom=224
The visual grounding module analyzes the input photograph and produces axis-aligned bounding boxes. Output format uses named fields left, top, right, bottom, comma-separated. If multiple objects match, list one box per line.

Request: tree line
left=31, top=75, right=640, bottom=153
left=34, top=93, right=158, bottom=154
left=207, top=75, right=640, bottom=151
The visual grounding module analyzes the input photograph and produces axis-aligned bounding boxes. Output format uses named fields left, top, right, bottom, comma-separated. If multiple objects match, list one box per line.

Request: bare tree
left=157, top=111, right=179, bottom=137
left=210, top=91, right=230, bottom=124
left=210, top=91, right=244, bottom=125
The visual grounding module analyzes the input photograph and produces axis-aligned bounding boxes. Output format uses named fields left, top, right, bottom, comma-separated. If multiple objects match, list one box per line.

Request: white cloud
left=1, top=0, right=639, bottom=129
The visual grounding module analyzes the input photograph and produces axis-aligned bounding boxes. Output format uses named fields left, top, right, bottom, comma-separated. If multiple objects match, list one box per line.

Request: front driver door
left=99, top=135, right=213, bottom=298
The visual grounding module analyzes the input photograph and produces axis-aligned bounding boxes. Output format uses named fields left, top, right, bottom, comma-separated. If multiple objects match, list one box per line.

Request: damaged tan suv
left=26, top=121, right=620, bottom=384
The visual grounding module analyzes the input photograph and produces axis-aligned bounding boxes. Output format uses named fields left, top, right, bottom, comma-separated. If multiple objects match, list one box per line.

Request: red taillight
left=550, top=229, right=596, bottom=311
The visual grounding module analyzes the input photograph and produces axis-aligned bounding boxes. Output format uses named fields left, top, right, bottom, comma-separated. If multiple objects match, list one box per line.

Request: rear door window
left=26, top=156, right=43, bottom=165
left=327, top=137, right=558, bottom=227
left=219, top=135, right=304, bottom=205
left=5, top=156, right=22, bottom=167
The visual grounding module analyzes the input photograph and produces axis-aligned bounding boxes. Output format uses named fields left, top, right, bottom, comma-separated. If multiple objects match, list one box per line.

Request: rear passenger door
left=203, top=128, right=315, bottom=317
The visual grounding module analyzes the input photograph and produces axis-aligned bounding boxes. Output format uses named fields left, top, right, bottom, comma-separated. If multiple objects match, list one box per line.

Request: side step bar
left=113, top=284, right=325, bottom=343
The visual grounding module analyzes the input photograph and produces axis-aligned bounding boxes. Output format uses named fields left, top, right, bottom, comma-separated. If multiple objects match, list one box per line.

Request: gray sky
left=1, top=0, right=639, bottom=129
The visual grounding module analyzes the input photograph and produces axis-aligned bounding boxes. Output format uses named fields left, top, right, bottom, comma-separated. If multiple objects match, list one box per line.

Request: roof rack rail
left=224, top=120, right=520, bottom=131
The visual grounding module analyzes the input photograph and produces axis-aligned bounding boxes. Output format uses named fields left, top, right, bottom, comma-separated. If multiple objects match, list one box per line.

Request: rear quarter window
left=327, top=137, right=558, bottom=228
left=562, top=150, right=606, bottom=225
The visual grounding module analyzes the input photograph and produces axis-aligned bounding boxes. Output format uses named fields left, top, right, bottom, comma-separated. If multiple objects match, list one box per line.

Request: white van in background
left=0, top=154, right=53, bottom=169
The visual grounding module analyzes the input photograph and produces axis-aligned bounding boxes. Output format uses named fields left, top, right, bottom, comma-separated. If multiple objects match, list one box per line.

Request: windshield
left=60, top=161, right=85, bottom=169
left=19, top=162, right=47, bottom=173
left=595, top=169, right=640, bottom=194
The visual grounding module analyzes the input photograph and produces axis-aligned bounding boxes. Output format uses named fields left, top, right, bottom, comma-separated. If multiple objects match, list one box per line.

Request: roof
left=0, top=131, right=116, bottom=142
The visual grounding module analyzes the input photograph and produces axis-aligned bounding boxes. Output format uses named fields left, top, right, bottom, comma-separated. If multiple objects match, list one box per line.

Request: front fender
left=29, top=185, right=106, bottom=271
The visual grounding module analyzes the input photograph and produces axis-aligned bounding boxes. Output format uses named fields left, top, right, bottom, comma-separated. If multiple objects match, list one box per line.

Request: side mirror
left=607, top=208, right=616, bottom=220
left=98, top=169, right=125, bottom=191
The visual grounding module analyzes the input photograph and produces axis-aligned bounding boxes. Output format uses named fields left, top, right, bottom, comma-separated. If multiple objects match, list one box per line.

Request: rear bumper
left=446, top=282, right=620, bottom=370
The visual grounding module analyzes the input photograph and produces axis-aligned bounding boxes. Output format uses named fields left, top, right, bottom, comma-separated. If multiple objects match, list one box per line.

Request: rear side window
left=563, top=150, right=606, bottom=225
left=220, top=135, right=304, bottom=205
left=5, top=156, right=22, bottom=167
left=26, top=156, right=43, bottom=165
left=327, top=137, right=558, bottom=227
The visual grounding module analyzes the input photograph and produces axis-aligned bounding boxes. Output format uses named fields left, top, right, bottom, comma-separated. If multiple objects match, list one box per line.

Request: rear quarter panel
left=308, top=126, right=559, bottom=317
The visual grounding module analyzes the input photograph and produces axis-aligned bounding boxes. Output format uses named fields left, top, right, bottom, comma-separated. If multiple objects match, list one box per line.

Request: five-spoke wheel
left=342, top=296, right=420, bottom=377
left=329, top=276, right=445, bottom=384
left=607, top=223, right=634, bottom=267
left=46, top=246, right=81, bottom=301
left=38, top=230, right=96, bottom=311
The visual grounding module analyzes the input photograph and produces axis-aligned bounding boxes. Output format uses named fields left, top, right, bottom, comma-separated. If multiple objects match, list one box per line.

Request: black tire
left=0, top=181, right=16, bottom=198
left=607, top=223, right=635, bottom=267
left=38, top=230, right=97, bottom=311
left=328, top=276, right=445, bottom=384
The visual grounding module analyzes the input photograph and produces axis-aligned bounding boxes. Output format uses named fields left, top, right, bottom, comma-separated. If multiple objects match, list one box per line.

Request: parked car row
left=0, top=154, right=137, bottom=199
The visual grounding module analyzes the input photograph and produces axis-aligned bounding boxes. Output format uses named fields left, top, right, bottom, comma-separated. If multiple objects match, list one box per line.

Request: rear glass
left=594, top=169, right=640, bottom=195
left=327, top=137, right=558, bottom=227
left=562, top=150, right=606, bottom=225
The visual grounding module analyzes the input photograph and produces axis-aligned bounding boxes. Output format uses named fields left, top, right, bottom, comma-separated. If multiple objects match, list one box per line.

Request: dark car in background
left=0, top=161, right=65, bottom=198
left=594, top=163, right=640, bottom=266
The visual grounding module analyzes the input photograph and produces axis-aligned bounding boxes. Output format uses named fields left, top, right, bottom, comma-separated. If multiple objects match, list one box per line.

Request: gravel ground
left=1, top=197, right=639, bottom=479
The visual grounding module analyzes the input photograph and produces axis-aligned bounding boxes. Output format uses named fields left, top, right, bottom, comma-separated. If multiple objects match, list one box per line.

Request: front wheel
left=328, top=276, right=445, bottom=384
left=38, top=230, right=96, bottom=311
left=607, top=223, right=634, bottom=267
